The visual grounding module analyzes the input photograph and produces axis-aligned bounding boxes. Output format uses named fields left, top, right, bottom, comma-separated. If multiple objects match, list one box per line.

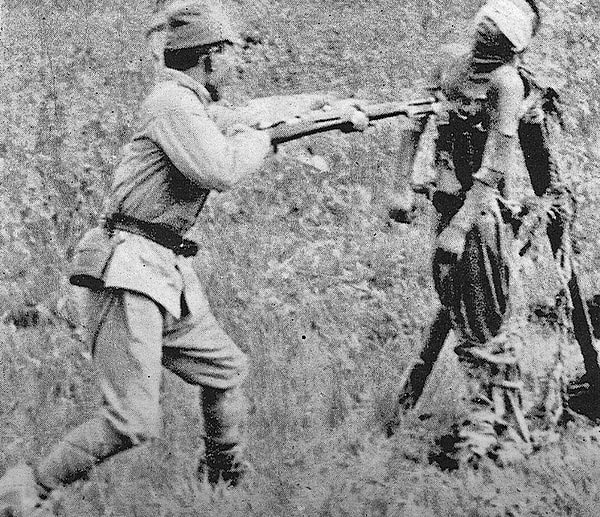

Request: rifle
left=266, top=97, right=440, bottom=146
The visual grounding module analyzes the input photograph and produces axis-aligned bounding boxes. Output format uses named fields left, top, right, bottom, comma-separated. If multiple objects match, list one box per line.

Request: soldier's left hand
left=346, top=107, right=370, bottom=131
left=332, top=99, right=370, bottom=132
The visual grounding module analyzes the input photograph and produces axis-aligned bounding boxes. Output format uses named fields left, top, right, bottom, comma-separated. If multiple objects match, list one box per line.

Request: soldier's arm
left=206, top=93, right=339, bottom=133
left=150, top=90, right=272, bottom=192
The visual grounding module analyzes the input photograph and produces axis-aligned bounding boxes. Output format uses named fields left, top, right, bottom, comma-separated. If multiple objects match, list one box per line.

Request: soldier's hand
left=338, top=105, right=369, bottom=131
left=251, top=116, right=292, bottom=130
left=226, top=123, right=253, bottom=136
left=349, top=108, right=370, bottom=131
left=332, top=99, right=370, bottom=132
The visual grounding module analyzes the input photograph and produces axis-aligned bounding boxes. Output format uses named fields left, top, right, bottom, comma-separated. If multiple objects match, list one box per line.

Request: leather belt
left=106, top=213, right=198, bottom=257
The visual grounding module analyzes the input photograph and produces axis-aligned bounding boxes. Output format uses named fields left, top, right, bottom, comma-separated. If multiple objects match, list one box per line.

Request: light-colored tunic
left=103, top=68, right=270, bottom=318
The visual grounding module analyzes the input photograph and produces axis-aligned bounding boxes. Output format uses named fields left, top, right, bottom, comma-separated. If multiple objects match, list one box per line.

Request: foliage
left=1, top=0, right=600, bottom=515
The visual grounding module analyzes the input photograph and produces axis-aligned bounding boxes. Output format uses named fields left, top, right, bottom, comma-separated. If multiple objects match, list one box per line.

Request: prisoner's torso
left=432, top=45, right=523, bottom=198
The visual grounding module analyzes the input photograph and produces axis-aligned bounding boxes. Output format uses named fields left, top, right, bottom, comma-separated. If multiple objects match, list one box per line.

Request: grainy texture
left=1, top=0, right=600, bottom=515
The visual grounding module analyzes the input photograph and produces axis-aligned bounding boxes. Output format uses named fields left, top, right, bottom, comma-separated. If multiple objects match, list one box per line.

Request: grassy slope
left=1, top=0, right=600, bottom=515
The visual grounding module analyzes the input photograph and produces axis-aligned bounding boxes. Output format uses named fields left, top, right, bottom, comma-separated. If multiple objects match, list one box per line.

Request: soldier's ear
left=524, top=0, right=541, bottom=34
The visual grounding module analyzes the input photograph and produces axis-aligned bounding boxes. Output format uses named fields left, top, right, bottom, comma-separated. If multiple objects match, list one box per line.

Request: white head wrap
left=474, top=0, right=536, bottom=53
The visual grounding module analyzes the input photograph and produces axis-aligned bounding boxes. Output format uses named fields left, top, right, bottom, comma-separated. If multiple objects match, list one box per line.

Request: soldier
left=147, top=9, right=167, bottom=73
left=387, top=0, right=576, bottom=462
left=0, top=0, right=370, bottom=512
left=0, top=1, right=272, bottom=514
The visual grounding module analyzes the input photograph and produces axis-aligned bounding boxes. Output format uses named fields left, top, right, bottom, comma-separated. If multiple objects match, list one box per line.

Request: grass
left=1, top=0, right=600, bottom=515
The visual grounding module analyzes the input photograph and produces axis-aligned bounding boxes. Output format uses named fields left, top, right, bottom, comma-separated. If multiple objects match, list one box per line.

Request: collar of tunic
left=155, top=67, right=212, bottom=105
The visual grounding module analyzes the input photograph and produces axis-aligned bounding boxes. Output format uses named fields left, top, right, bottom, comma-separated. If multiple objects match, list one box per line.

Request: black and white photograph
left=0, top=1, right=599, bottom=515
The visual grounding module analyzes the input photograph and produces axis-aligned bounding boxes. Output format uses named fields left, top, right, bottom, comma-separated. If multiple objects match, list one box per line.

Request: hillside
left=1, top=0, right=600, bottom=515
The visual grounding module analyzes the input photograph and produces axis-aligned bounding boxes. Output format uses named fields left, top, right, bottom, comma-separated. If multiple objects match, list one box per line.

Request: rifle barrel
left=364, top=97, right=438, bottom=120
left=267, top=97, right=440, bottom=145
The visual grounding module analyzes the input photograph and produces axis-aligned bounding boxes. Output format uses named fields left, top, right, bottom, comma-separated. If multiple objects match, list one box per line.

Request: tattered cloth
left=434, top=194, right=511, bottom=348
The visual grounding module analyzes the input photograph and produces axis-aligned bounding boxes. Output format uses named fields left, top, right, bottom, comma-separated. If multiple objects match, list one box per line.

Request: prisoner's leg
left=35, top=290, right=164, bottom=490
left=387, top=245, right=457, bottom=435
left=163, top=290, right=249, bottom=487
left=452, top=213, right=530, bottom=464
left=387, top=307, right=452, bottom=436
left=397, top=307, right=452, bottom=411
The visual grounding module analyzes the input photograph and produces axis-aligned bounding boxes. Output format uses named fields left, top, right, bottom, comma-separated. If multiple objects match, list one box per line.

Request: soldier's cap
left=163, top=0, right=243, bottom=51
left=474, top=0, right=537, bottom=53
left=146, top=11, right=167, bottom=38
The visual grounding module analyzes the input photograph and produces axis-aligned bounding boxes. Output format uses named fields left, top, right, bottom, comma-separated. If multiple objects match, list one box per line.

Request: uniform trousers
left=35, top=286, right=248, bottom=489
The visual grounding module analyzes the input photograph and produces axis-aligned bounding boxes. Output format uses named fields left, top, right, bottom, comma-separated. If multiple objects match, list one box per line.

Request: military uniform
left=0, top=2, right=271, bottom=513
left=33, top=66, right=271, bottom=490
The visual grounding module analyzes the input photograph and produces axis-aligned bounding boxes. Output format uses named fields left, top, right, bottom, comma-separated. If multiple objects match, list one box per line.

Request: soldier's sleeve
left=206, top=94, right=340, bottom=134
left=205, top=104, right=252, bottom=132
left=150, top=91, right=272, bottom=192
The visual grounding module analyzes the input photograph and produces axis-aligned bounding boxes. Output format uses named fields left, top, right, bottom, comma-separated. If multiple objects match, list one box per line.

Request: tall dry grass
left=1, top=0, right=600, bottom=515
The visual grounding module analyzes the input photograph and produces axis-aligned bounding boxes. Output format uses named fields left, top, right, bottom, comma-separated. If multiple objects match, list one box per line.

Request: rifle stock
left=267, top=97, right=440, bottom=145
left=269, top=118, right=354, bottom=146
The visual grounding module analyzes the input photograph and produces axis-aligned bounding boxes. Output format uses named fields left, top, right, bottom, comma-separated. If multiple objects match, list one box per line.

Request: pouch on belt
left=68, top=227, right=114, bottom=291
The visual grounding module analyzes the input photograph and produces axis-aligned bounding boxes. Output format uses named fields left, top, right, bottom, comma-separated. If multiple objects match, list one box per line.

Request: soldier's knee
left=131, top=411, right=162, bottom=443
left=129, top=422, right=161, bottom=444
left=102, top=406, right=161, bottom=445
left=221, top=347, right=249, bottom=387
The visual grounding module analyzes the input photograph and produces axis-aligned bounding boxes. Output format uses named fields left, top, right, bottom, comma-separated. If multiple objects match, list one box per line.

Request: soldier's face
left=149, top=31, right=166, bottom=70
left=204, top=43, right=239, bottom=101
